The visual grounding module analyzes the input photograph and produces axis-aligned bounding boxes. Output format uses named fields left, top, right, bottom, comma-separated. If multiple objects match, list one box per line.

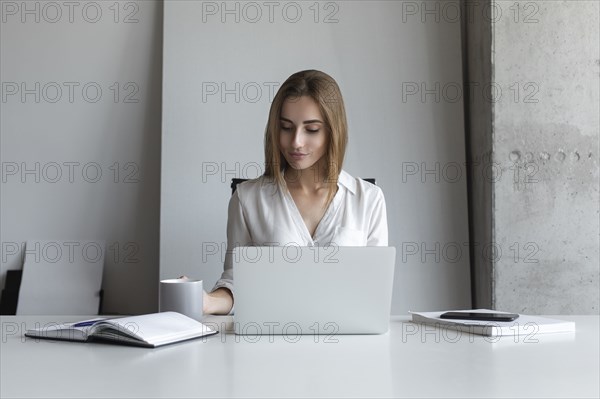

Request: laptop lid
left=233, top=246, right=396, bottom=335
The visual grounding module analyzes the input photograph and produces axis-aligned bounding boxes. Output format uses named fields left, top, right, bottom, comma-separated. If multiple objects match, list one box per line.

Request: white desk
left=1, top=315, right=598, bottom=398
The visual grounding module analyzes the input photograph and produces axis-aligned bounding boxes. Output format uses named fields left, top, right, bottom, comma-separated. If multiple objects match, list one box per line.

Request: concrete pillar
left=463, top=0, right=599, bottom=313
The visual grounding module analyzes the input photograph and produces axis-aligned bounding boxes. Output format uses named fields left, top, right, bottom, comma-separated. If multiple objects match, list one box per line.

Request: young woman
left=203, top=70, right=388, bottom=315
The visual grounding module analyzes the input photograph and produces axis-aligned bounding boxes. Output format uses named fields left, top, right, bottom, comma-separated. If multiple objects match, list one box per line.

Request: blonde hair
left=264, top=70, right=348, bottom=206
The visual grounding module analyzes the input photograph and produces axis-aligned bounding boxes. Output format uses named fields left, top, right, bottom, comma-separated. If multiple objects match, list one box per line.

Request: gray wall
left=1, top=0, right=163, bottom=314
left=161, top=0, right=472, bottom=314
left=464, top=1, right=600, bottom=313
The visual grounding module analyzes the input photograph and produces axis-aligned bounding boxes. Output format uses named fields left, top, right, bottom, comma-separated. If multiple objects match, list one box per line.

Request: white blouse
left=211, top=169, right=389, bottom=303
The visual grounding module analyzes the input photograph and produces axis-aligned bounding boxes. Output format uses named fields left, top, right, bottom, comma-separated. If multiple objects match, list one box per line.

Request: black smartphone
left=440, top=311, right=519, bottom=322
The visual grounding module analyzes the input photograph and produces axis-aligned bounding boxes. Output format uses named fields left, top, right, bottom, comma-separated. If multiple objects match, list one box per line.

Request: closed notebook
left=24, top=312, right=218, bottom=347
left=409, top=309, right=576, bottom=337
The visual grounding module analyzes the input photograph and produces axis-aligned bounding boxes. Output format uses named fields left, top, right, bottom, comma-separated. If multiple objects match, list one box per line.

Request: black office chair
left=231, top=177, right=376, bottom=195
left=0, top=269, right=104, bottom=315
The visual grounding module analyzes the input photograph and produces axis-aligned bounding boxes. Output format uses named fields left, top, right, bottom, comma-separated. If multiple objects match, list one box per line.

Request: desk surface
left=1, top=315, right=598, bottom=398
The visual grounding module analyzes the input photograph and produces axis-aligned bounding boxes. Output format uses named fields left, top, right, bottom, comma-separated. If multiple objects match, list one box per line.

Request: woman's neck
left=284, top=162, right=328, bottom=193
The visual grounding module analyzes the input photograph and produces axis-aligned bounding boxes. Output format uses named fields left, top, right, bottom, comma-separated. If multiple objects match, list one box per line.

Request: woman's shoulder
left=235, top=175, right=279, bottom=200
left=338, top=170, right=384, bottom=200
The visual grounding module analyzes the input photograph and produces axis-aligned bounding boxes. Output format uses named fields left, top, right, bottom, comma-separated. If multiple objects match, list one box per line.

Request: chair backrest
left=231, top=177, right=376, bottom=195
left=15, top=240, right=105, bottom=316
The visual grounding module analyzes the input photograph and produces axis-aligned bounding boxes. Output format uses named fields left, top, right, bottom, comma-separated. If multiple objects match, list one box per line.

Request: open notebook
left=24, top=312, right=218, bottom=348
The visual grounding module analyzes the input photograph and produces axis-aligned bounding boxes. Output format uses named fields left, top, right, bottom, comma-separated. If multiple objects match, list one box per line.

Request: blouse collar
left=337, top=169, right=357, bottom=195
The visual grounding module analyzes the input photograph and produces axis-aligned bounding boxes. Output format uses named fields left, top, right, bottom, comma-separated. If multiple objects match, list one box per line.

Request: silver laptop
left=233, top=246, right=396, bottom=335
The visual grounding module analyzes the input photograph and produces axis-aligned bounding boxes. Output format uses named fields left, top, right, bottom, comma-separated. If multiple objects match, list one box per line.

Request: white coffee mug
left=159, top=278, right=203, bottom=321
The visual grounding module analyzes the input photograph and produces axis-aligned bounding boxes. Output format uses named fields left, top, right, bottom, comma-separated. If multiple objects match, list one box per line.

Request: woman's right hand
left=203, top=288, right=234, bottom=315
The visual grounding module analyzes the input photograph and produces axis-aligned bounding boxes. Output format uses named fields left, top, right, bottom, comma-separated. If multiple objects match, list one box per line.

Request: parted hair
left=263, top=70, right=348, bottom=206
